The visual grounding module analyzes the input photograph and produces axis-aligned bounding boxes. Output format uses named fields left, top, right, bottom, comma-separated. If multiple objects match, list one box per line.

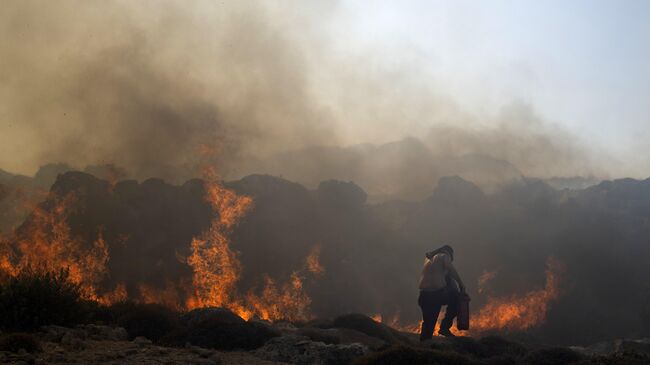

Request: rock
left=175, top=311, right=280, bottom=350
left=584, top=338, right=650, bottom=356
left=618, top=339, right=650, bottom=356
left=41, top=325, right=70, bottom=342
left=272, top=321, right=298, bottom=333
left=255, top=334, right=368, bottom=365
left=133, top=336, right=153, bottom=347
left=60, top=331, right=85, bottom=349
left=297, top=327, right=388, bottom=350
left=182, top=307, right=245, bottom=327
left=76, top=324, right=129, bottom=341
left=328, top=313, right=409, bottom=344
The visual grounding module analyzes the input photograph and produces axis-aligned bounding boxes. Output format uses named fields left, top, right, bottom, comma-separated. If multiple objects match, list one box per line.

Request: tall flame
left=186, top=166, right=322, bottom=321
left=472, top=257, right=563, bottom=332
left=0, top=192, right=126, bottom=303
left=185, top=166, right=252, bottom=314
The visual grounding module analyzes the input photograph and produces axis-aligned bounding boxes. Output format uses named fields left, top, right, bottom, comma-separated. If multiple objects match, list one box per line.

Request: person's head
left=425, top=244, right=454, bottom=261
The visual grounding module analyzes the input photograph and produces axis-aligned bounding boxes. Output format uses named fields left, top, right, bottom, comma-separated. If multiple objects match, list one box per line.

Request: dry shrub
left=0, top=268, right=87, bottom=331
left=0, top=333, right=42, bottom=353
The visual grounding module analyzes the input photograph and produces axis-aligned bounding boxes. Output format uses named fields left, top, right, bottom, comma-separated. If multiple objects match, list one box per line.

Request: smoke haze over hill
left=0, top=0, right=610, bottom=193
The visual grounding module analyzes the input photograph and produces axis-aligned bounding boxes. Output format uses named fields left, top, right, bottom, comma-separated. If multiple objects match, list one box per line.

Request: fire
left=370, top=312, right=422, bottom=334
left=370, top=258, right=563, bottom=336
left=0, top=192, right=126, bottom=303
left=186, top=166, right=323, bottom=321
left=138, top=281, right=186, bottom=310
left=472, top=257, right=563, bottom=332
left=185, top=166, right=253, bottom=316
left=1, top=163, right=323, bottom=322
left=306, top=245, right=325, bottom=276
left=477, top=269, right=498, bottom=294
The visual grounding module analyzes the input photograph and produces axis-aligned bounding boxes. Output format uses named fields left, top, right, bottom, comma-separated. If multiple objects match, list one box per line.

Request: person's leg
left=439, top=291, right=460, bottom=333
left=419, top=291, right=442, bottom=341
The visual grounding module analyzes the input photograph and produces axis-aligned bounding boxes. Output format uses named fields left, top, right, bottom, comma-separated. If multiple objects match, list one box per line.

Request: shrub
left=108, top=301, right=180, bottom=342
left=297, top=327, right=341, bottom=344
left=0, top=268, right=87, bottom=331
left=478, top=336, right=527, bottom=358
left=163, top=308, right=280, bottom=350
left=352, top=345, right=477, bottom=365
left=523, top=347, right=582, bottom=365
left=0, top=333, right=42, bottom=353
left=330, top=313, right=408, bottom=344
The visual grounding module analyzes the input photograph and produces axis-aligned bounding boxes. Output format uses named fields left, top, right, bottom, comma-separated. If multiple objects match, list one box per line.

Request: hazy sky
left=335, top=0, right=650, bottom=174
left=1, top=0, right=649, bottom=178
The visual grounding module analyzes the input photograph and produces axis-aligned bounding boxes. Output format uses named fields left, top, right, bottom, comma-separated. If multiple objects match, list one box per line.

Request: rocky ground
left=1, top=313, right=649, bottom=365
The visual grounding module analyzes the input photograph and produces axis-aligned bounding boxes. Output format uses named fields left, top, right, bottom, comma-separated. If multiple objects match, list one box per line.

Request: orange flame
left=0, top=192, right=127, bottom=304
left=306, top=245, right=325, bottom=276
left=472, top=257, right=563, bottom=332
left=372, top=258, right=563, bottom=336
left=478, top=269, right=498, bottom=294
left=138, top=281, right=186, bottom=310
left=186, top=166, right=323, bottom=321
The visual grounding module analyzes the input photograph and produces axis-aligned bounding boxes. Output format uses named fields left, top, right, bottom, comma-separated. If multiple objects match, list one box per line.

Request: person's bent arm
left=446, top=261, right=466, bottom=293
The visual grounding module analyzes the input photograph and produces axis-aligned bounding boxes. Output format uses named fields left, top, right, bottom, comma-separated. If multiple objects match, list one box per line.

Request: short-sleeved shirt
left=418, top=253, right=451, bottom=291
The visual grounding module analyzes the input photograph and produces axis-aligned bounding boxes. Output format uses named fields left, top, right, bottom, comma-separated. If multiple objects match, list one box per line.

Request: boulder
left=172, top=308, right=280, bottom=350
left=328, top=313, right=409, bottom=345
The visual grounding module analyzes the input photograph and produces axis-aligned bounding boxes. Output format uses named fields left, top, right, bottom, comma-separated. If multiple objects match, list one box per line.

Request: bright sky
left=334, top=0, right=650, bottom=174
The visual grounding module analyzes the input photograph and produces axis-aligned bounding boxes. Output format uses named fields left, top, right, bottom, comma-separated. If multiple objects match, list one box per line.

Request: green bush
left=0, top=333, right=42, bottom=353
left=108, top=301, right=180, bottom=342
left=0, top=268, right=87, bottom=331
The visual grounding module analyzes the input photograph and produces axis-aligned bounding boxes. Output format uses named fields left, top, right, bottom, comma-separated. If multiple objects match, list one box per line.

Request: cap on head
left=440, top=245, right=454, bottom=256
left=425, top=244, right=454, bottom=260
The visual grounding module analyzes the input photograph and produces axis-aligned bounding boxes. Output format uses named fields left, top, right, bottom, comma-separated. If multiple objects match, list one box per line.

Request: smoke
left=1, top=1, right=603, bottom=192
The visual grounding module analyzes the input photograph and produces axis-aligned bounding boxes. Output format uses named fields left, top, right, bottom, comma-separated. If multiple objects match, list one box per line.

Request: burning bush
left=0, top=333, right=42, bottom=353
left=0, top=268, right=88, bottom=331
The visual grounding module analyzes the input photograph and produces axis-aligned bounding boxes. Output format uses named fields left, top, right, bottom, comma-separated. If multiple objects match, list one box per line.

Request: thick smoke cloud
left=1, top=0, right=603, bottom=193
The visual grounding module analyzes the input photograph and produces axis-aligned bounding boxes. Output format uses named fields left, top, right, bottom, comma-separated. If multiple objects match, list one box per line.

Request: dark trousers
left=418, top=289, right=459, bottom=340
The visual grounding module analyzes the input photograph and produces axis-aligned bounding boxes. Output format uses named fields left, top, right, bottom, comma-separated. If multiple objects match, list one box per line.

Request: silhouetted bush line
left=0, top=333, right=42, bottom=353
left=107, top=301, right=180, bottom=342
left=0, top=268, right=89, bottom=331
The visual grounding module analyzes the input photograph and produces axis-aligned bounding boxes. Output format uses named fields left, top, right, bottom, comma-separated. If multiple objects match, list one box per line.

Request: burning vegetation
left=0, top=167, right=325, bottom=323
left=0, top=167, right=649, bottom=348
left=472, top=258, right=563, bottom=333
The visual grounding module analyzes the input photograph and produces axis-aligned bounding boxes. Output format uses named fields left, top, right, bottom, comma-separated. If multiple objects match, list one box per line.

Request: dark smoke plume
left=1, top=0, right=603, bottom=195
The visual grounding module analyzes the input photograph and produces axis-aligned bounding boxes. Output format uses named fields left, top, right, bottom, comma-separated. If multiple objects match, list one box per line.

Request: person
left=418, top=244, right=467, bottom=340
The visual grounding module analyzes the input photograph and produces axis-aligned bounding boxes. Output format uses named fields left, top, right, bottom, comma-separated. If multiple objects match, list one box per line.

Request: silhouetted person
left=418, top=244, right=467, bottom=339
